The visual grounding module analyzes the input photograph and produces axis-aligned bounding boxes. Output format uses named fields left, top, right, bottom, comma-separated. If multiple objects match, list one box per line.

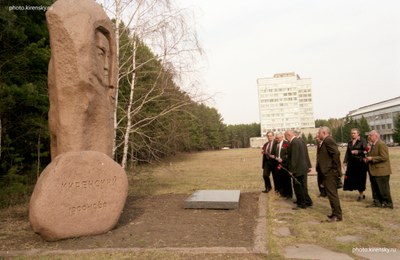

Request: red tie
left=267, top=142, right=271, bottom=154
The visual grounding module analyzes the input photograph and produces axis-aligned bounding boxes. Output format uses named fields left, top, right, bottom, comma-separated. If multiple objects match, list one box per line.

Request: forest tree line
left=0, top=0, right=260, bottom=206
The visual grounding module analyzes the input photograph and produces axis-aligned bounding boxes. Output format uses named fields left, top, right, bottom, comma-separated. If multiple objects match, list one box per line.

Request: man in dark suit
left=316, top=126, right=342, bottom=222
left=364, top=130, right=393, bottom=209
left=315, top=133, right=327, bottom=197
left=284, top=130, right=312, bottom=209
left=294, top=130, right=312, bottom=192
left=275, top=132, right=292, bottom=198
left=294, top=130, right=312, bottom=169
left=262, top=131, right=277, bottom=193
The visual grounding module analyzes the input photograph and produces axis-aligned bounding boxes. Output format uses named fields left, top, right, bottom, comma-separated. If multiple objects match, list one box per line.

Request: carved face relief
left=95, top=31, right=110, bottom=87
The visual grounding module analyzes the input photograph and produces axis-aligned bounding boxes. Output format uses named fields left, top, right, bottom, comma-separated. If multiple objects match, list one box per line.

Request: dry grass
left=2, top=147, right=399, bottom=259
left=129, top=148, right=264, bottom=196
left=129, top=146, right=400, bottom=258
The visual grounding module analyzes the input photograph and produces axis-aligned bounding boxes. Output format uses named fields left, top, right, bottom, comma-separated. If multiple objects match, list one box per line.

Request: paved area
left=352, top=249, right=400, bottom=260
left=270, top=192, right=356, bottom=260
left=283, top=244, right=353, bottom=260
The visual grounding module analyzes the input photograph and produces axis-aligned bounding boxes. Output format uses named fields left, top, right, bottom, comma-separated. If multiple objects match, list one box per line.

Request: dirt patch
left=0, top=192, right=259, bottom=252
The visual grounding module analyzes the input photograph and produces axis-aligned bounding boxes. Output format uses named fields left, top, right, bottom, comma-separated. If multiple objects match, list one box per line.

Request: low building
left=250, top=137, right=267, bottom=148
left=347, top=96, right=400, bottom=143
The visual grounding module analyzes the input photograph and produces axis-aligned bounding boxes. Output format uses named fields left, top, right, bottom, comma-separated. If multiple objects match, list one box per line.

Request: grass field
left=2, top=147, right=399, bottom=259
left=129, top=146, right=400, bottom=258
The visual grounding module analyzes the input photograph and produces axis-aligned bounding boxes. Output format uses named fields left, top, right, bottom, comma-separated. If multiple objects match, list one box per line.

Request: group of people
left=341, top=129, right=393, bottom=209
left=261, top=127, right=393, bottom=223
left=261, top=129, right=313, bottom=211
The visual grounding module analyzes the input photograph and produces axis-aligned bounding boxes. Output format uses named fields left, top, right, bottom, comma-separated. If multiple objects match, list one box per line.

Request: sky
left=176, top=0, right=400, bottom=125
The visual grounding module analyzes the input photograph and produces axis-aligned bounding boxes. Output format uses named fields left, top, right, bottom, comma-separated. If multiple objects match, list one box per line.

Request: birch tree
left=97, top=0, right=203, bottom=168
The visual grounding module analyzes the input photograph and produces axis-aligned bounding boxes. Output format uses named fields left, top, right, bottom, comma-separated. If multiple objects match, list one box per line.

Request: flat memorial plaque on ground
left=184, top=190, right=240, bottom=209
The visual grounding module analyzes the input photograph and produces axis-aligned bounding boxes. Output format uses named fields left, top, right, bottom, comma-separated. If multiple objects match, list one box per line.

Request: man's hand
left=364, top=157, right=372, bottom=163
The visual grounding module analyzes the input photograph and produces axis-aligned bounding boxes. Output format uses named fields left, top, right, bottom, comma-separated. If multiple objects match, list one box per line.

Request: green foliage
left=328, top=117, right=371, bottom=143
left=393, top=114, right=400, bottom=143
left=316, top=117, right=371, bottom=143
left=0, top=0, right=53, bottom=206
left=315, top=119, right=329, bottom=128
left=224, top=123, right=260, bottom=148
left=358, top=116, right=371, bottom=138
left=307, top=133, right=314, bottom=144
left=0, top=166, right=33, bottom=207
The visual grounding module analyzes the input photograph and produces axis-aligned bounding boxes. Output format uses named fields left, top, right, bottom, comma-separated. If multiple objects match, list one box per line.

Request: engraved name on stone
left=61, top=176, right=117, bottom=190
left=69, top=200, right=108, bottom=216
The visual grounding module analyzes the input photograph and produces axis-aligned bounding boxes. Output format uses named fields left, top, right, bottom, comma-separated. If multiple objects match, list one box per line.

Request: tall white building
left=257, top=72, right=315, bottom=136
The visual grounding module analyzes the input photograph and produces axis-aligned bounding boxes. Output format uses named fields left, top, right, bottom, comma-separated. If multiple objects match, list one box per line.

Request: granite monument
left=29, top=0, right=128, bottom=241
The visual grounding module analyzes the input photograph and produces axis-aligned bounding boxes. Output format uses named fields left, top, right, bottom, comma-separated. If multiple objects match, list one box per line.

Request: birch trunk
left=112, top=0, right=121, bottom=158
left=121, top=39, right=137, bottom=169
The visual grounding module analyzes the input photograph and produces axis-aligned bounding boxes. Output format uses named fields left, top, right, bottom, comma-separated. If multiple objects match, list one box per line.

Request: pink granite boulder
left=29, top=151, right=128, bottom=241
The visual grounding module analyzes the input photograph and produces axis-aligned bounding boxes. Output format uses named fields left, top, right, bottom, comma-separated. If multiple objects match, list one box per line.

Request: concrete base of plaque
left=29, top=151, right=128, bottom=241
left=184, top=190, right=240, bottom=209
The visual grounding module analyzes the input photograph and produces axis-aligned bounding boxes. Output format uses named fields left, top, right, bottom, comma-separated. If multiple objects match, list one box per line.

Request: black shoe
left=327, top=214, right=334, bottom=218
left=326, top=216, right=342, bottom=222
left=381, top=203, right=394, bottom=209
left=357, top=195, right=366, bottom=201
left=262, top=188, right=271, bottom=193
left=366, top=203, right=381, bottom=208
left=292, top=205, right=307, bottom=210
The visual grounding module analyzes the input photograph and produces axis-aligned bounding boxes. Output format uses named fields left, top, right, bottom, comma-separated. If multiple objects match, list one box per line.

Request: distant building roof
left=348, top=96, right=400, bottom=117
left=273, top=72, right=296, bottom=78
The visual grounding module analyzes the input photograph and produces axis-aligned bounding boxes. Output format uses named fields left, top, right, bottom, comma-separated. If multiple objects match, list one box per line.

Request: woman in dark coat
left=343, top=128, right=368, bottom=201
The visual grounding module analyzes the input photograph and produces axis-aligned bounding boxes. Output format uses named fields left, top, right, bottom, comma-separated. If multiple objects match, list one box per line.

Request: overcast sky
left=177, top=0, right=400, bottom=125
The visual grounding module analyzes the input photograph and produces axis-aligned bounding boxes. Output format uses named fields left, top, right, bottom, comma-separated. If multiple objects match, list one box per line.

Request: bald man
left=284, top=130, right=312, bottom=209
left=316, top=126, right=342, bottom=222
left=364, top=130, right=393, bottom=209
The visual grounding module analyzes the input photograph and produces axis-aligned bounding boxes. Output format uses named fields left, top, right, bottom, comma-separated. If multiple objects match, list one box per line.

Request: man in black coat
left=284, top=130, right=312, bottom=209
left=315, top=133, right=327, bottom=197
left=275, top=132, right=292, bottom=198
left=316, top=126, right=343, bottom=222
left=262, top=131, right=277, bottom=193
